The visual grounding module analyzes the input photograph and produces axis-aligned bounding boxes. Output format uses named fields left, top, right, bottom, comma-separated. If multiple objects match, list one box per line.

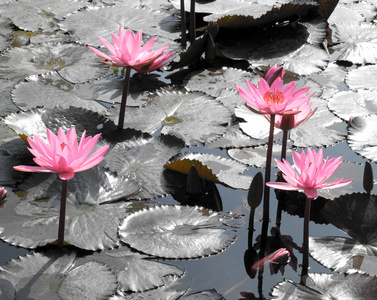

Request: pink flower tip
left=252, top=248, right=290, bottom=270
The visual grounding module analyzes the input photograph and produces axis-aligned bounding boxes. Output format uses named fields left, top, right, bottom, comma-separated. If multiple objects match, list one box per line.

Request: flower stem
left=180, top=0, right=187, bottom=47
left=281, top=130, right=288, bottom=160
left=190, top=0, right=196, bottom=44
left=301, top=196, right=312, bottom=283
left=118, top=66, right=132, bottom=130
left=58, top=179, right=68, bottom=248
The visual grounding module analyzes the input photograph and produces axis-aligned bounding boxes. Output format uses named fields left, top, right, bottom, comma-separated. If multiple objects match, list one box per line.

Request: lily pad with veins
left=347, top=115, right=377, bottom=162
left=165, top=152, right=253, bottom=190
left=0, top=169, right=142, bottom=250
left=0, top=250, right=117, bottom=300
left=119, top=205, right=237, bottom=259
left=345, top=65, right=377, bottom=91
left=0, top=42, right=109, bottom=83
left=107, top=91, right=232, bottom=146
left=87, top=247, right=185, bottom=292
left=271, top=273, right=377, bottom=300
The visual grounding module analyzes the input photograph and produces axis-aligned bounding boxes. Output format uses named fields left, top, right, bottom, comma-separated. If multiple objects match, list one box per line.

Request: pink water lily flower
left=0, top=187, right=7, bottom=203
left=88, top=27, right=174, bottom=73
left=14, top=127, right=109, bottom=180
left=266, top=148, right=353, bottom=199
left=265, top=100, right=317, bottom=131
left=252, top=248, right=290, bottom=270
left=264, top=65, right=285, bottom=86
left=235, top=76, right=315, bottom=116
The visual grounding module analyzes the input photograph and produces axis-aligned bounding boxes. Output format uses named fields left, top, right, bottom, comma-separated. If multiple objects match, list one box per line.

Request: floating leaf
left=0, top=250, right=117, bottom=299
left=1, top=0, right=88, bottom=32
left=347, top=115, right=377, bottom=161
left=4, top=106, right=114, bottom=142
left=60, top=5, right=180, bottom=48
left=164, top=159, right=219, bottom=183
left=345, top=65, right=377, bottom=91
left=0, top=78, right=19, bottom=117
left=328, top=90, right=377, bottom=121
left=119, top=205, right=236, bottom=259
left=89, top=247, right=184, bottom=292
left=166, top=152, right=252, bottom=190
left=0, top=170, right=141, bottom=250
left=0, top=42, right=109, bottom=82
left=12, top=72, right=110, bottom=113
left=107, top=91, right=232, bottom=146
left=105, top=133, right=184, bottom=199
left=332, top=23, right=377, bottom=65
left=271, top=273, right=377, bottom=300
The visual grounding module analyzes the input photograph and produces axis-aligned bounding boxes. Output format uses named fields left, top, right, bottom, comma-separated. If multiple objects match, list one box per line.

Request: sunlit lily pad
left=12, top=72, right=111, bottom=113
left=310, top=236, right=377, bottom=276
left=327, top=4, right=365, bottom=25
left=328, top=90, right=377, bottom=121
left=0, top=78, right=19, bottom=117
left=105, top=133, right=184, bottom=199
left=60, top=5, right=180, bottom=48
left=310, top=62, right=347, bottom=91
left=0, top=170, right=141, bottom=250
left=108, top=91, right=232, bottom=146
left=1, top=0, right=88, bottom=32
left=347, top=115, right=377, bottom=161
left=0, top=250, right=117, bottom=299
left=4, top=106, right=114, bottom=143
left=88, top=247, right=185, bottom=292
left=110, top=283, right=186, bottom=300
left=345, top=65, right=377, bottom=91
left=332, top=23, right=377, bottom=65
left=119, top=205, right=236, bottom=259
left=271, top=273, right=377, bottom=299
left=0, top=42, right=109, bottom=83
left=165, top=152, right=252, bottom=189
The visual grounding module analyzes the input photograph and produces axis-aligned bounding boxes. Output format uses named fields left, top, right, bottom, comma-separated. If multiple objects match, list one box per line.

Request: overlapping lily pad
left=271, top=273, right=377, bottom=299
left=119, top=205, right=237, bottom=259
left=0, top=250, right=117, bottom=299
left=104, top=132, right=184, bottom=199
left=88, top=247, right=185, bottom=292
left=347, top=115, right=377, bottom=161
left=0, top=170, right=141, bottom=250
left=107, top=91, right=232, bottom=146
left=0, top=42, right=109, bottom=83
left=165, top=152, right=252, bottom=190
left=345, top=65, right=377, bottom=91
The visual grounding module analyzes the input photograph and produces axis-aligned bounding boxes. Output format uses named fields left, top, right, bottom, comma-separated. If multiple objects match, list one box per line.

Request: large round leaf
left=119, top=205, right=236, bottom=259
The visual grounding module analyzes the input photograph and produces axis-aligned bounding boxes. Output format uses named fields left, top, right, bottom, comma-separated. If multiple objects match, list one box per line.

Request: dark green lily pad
left=271, top=273, right=377, bottom=300
left=0, top=42, right=109, bottom=83
left=88, top=247, right=185, bottom=292
left=107, top=91, right=232, bottom=146
left=0, top=250, right=117, bottom=300
left=119, top=205, right=237, bottom=259
left=347, top=115, right=377, bottom=162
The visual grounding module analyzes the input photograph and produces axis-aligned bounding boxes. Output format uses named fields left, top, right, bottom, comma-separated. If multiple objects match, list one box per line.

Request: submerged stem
left=281, top=130, right=288, bottom=160
left=118, top=66, right=132, bottom=130
left=58, top=179, right=68, bottom=249
left=180, top=0, right=187, bottom=47
left=190, top=0, right=196, bottom=44
left=301, top=196, right=312, bottom=283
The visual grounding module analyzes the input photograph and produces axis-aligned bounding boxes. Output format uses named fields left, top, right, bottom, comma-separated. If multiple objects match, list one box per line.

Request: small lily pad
left=119, top=205, right=236, bottom=259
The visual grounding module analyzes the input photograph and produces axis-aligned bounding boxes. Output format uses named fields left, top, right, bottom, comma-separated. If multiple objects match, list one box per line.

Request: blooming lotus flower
left=14, top=127, right=109, bottom=180
left=235, top=76, right=315, bottom=116
left=266, top=148, right=352, bottom=199
left=265, top=100, right=317, bottom=131
left=88, top=27, right=174, bottom=73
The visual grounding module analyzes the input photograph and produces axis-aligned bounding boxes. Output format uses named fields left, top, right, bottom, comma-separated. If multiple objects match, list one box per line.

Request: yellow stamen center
left=263, top=90, right=285, bottom=105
